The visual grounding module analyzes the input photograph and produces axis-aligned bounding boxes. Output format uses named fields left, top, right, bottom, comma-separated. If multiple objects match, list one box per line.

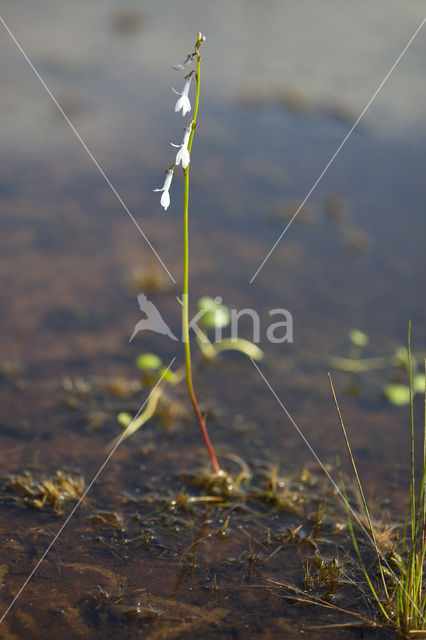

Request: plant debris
left=3, top=469, right=84, bottom=515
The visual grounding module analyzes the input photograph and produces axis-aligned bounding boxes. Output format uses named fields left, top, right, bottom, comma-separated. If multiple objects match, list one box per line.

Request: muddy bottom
left=0, top=365, right=405, bottom=640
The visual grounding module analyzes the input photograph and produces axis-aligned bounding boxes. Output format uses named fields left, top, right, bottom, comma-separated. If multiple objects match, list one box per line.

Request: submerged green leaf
left=158, top=366, right=177, bottom=382
left=348, top=329, right=369, bottom=347
left=384, top=384, right=411, bottom=406
left=117, top=412, right=133, bottom=427
left=135, top=353, right=163, bottom=371
left=413, top=374, right=425, bottom=394
left=214, top=338, right=263, bottom=361
left=394, top=346, right=417, bottom=371
left=198, top=296, right=230, bottom=329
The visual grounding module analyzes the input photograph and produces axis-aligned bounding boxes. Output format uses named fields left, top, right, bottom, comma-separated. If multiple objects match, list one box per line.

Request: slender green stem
left=409, top=322, right=416, bottom=546
left=423, top=359, right=426, bottom=528
left=329, top=373, right=390, bottom=605
left=182, top=36, right=220, bottom=474
left=337, top=465, right=390, bottom=621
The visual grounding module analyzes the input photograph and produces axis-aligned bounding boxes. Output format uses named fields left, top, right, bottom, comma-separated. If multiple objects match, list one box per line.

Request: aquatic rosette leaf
left=158, top=366, right=177, bottom=383
left=135, top=353, right=163, bottom=371
left=384, top=383, right=411, bottom=406
left=413, top=374, right=425, bottom=394
left=394, top=346, right=417, bottom=371
left=117, top=412, right=133, bottom=427
left=198, top=296, right=231, bottom=329
left=349, top=329, right=369, bottom=347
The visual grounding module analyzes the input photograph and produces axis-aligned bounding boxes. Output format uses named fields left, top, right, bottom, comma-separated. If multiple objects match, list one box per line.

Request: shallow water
left=0, top=2, right=425, bottom=638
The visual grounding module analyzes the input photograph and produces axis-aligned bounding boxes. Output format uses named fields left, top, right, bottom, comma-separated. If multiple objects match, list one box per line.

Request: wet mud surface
left=0, top=371, right=398, bottom=640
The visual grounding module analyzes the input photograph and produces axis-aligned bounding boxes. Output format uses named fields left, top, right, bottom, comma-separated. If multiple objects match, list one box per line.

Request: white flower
left=171, top=125, right=191, bottom=169
left=153, top=167, right=174, bottom=211
left=173, top=53, right=195, bottom=71
left=172, top=75, right=193, bottom=116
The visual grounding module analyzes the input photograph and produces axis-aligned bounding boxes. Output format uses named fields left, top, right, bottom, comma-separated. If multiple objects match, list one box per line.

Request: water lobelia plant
left=155, top=32, right=220, bottom=473
left=117, top=33, right=262, bottom=472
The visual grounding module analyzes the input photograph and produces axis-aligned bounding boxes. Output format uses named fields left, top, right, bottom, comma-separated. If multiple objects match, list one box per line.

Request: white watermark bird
left=129, top=294, right=178, bottom=342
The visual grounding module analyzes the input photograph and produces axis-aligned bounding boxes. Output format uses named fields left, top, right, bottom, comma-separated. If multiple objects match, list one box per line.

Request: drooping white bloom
left=171, top=125, right=191, bottom=169
left=153, top=167, right=174, bottom=211
left=172, top=75, right=193, bottom=116
left=173, top=53, right=195, bottom=71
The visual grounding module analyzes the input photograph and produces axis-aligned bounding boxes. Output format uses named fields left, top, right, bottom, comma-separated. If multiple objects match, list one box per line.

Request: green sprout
left=384, top=383, right=411, bottom=406
left=348, top=328, right=369, bottom=348
left=197, top=296, right=231, bottom=329
left=135, top=353, right=163, bottom=371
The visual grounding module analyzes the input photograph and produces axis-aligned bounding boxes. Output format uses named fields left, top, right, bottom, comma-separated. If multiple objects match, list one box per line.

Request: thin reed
left=330, top=322, right=426, bottom=636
